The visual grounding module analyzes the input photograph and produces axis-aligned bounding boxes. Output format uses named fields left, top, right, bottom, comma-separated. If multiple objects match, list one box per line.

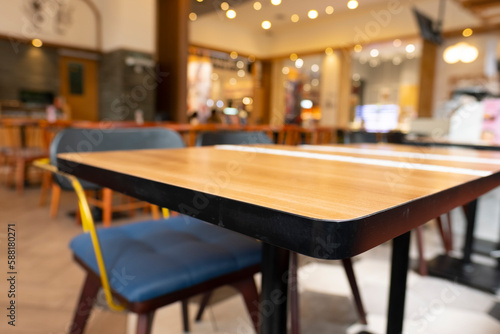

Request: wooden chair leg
left=102, top=188, right=113, bottom=227
left=436, top=215, right=452, bottom=253
left=415, top=226, right=428, bottom=276
left=128, top=195, right=136, bottom=217
left=446, top=212, right=453, bottom=251
left=69, top=274, right=100, bottom=334
left=181, top=299, right=190, bottom=333
left=195, top=290, right=213, bottom=322
left=231, top=277, right=260, bottom=333
left=136, top=312, right=155, bottom=334
left=15, top=158, right=25, bottom=194
left=150, top=205, right=160, bottom=220
left=341, top=258, right=368, bottom=325
left=290, top=252, right=300, bottom=334
left=50, top=183, right=61, bottom=218
left=39, top=170, right=52, bottom=206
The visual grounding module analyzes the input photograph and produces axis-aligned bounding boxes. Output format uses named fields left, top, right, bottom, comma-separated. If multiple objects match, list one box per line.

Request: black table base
left=426, top=254, right=500, bottom=294
left=260, top=243, right=290, bottom=334
left=387, top=232, right=411, bottom=334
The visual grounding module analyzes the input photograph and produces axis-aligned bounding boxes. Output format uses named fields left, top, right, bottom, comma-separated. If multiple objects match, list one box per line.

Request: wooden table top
left=58, top=143, right=500, bottom=259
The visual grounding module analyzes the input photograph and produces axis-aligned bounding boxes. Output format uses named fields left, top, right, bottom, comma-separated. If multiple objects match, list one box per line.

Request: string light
left=189, top=13, right=197, bottom=21
left=308, top=10, right=318, bottom=19
left=261, top=20, right=271, bottom=29
left=226, top=9, right=236, bottom=19
left=291, top=14, right=299, bottom=22
left=253, top=2, right=262, bottom=10
left=326, top=6, right=334, bottom=15
left=347, top=0, right=359, bottom=10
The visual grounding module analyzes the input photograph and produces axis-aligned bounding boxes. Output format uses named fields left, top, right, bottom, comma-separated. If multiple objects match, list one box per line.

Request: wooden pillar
left=338, top=48, right=352, bottom=127
left=156, top=0, right=189, bottom=122
left=252, top=60, right=272, bottom=124
left=417, top=39, right=437, bottom=117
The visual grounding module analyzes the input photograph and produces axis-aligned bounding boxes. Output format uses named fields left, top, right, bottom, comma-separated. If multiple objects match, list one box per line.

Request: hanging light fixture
left=443, top=42, right=478, bottom=64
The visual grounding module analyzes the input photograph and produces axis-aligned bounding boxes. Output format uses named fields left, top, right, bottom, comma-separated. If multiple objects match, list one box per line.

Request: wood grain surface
left=58, top=144, right=500, bottom=221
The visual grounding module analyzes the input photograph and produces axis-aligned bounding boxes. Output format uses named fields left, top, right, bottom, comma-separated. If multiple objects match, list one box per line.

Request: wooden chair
left=1, top=118, right=47, bottom=194
left=196, top=131, right=368, bottom=332
left=39, top=127, right=261, bottom=334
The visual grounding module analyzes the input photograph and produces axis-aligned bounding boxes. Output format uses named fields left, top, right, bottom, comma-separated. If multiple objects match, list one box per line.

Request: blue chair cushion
left=70, top=216, right=262, bottom=303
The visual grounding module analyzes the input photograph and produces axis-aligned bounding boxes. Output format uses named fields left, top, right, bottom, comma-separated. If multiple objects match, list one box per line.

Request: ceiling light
left=370, top=49, right=379, bottom=57
left=291, top=14, right=299, bottom=22
left=207, top=99, right=214, bottom=107
left=462, top=28, right=473, bottom=37
left=311, top=64, right=319, bottom=72
left=221, top=2, right=229, bottom=10
left=230, top=51, right=238, bottom=59
left=393, top=39, right=402, bottom=47
left=347, top=0, right=359, bottom=10
left=282, top=67, right=290, bottom=75
left=354, top=44, right=362, bottom=52
left=325, top=47, right=333, bottom=55
left=189, top=12, right=197, bottom=21
left=31, top=39, right=43, bottom=48
left=196, top=0, right=203, bottom=2
left=405, top=44, right=415, bottom=53
left=253, top=2, right=262, bottom=10
left=237, top=70, right=245, bottom=77
left=295, top=58, right=304, bottom=69
left=271, top=0, right=281, bottom=5
left=444, top=42, right=478, bottom=64
left=261, top=20, right=271, bottom=29
left=308, top=10, right=318, bottom=19
left=216, top=100, right=224, bottom=108
left=326, top=6, right=334, bottom=15
left=290, top=53, right=298, bottom=61
left=226, top=9, right=236, bottom=19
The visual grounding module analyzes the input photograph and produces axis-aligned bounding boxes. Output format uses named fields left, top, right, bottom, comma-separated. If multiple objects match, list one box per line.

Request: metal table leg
left=387, top=231, right=411, bottom=334
left=427, top=200, right=500, bottom=294
left=260, top=243, right=290, bottom=334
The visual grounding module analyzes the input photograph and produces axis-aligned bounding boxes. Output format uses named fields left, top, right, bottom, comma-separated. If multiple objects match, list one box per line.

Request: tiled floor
left=0, top=184, right=499, bottom=334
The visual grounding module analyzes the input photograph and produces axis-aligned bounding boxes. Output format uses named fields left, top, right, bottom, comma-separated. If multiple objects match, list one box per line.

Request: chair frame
left=34, top=159, right=260, bottom=334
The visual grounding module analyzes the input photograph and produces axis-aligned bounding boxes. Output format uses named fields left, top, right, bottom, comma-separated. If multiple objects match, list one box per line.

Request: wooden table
left=58, top=143, right=500, bottom=333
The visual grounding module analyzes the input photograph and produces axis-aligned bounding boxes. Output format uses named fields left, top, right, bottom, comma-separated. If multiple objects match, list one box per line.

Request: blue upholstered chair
left=195, top=131, right=368, bottom=333
left=41, top=128, right=261, bottom=334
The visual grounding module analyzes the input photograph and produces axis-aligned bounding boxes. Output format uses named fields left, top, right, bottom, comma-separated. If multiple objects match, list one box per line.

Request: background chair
left=46, top=127, right=262, bottom=334
left=196, top=130, right=368, bottom=333
left=50, top=127, right=171, bottom=226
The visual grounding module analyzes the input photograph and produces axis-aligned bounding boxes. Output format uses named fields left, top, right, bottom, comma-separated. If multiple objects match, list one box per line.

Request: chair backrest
left=196, top=131, right=273, bottom=146
left=343, top=130, right=378, bottom=144
left=51, top=127, right=185, bottom=190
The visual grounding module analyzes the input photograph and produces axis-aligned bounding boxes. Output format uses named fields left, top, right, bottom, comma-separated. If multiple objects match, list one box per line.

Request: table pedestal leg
left=426, top=200, right=500, bottom=294
left=260, top=243, right=289, bottom=334
left=387, top=231, right=411, bottom=334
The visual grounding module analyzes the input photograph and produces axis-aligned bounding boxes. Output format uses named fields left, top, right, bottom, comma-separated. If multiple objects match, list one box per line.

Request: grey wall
left=99, top=49, right=156, bottom=121
left=0, top=39, right=59, bottom=101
